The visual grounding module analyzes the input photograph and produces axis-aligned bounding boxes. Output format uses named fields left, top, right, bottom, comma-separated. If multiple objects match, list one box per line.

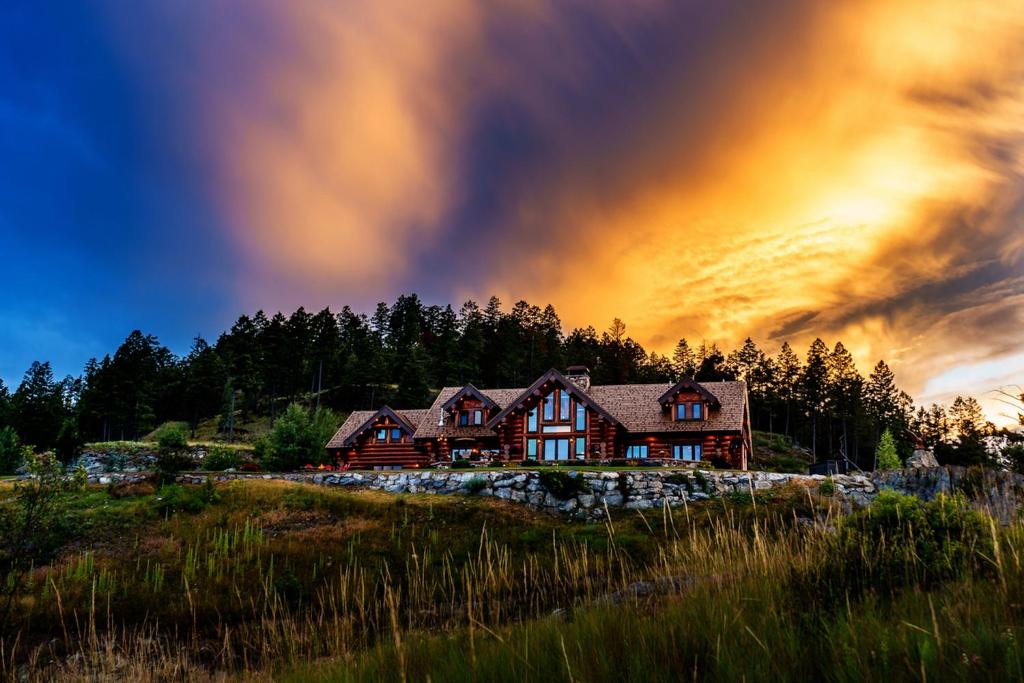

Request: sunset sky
left=1, top=1, right=1022, bottom=423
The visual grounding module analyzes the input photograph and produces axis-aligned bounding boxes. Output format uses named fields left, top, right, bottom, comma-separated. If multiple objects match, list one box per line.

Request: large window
left=526, top=438, right=538, bottom=457
left=626, top=444, right=649, bottom=459
left=559, top=391, right=571, bottom=420
left=544, top=438, right=571, bottom=461
left=673, top=444, right=702, bottom=461
left=575, top=438, right=586, bottom=458
left=575, top=404, right=586, bottom=431
left=543, top=394, right=555, bottom=420
left=527, top=407, right=538, bottom=432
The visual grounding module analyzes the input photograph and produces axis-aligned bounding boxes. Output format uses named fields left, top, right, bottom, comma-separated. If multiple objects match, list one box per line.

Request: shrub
left=818, top=477, right=836, bottom=496
left=804, top=491, right=993, bottom=600
left=155, top=422, right=189, bottom=452
left=875, top=428, right=901, bottom=470
left=0, top=426, right=26, bottom=475
left=464, top=476, right=488, bottom=494
left=519, top=459, right=551, bottom=467
left=259, top=404, right=338, bottom=472
left=154, top=450, right=196, bottom=484
left=202, top=446, right=242, bottom=471
left=538, top=470, right=591, bottom=500
left=450, top=459, right=473, bottom=470
left=239, top=462, right=262, bottom=472
left=693, top=470, right=709, bottom=492
left=153, top=482, right=219, bottom=516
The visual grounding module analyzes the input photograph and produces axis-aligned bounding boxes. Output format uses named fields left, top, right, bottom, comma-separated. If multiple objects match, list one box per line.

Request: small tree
left=875, top=428, right=901, bottom=470
left=0, top=452, right=85, bottom=633
left=154, top=422, right=193, bottom=483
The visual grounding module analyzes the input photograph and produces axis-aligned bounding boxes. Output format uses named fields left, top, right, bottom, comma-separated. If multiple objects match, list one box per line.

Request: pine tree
left=12, top=361, right=65, bottom=451
left=800, top=339, right=831, bottom=459
left=774, top=342, right=801, bottom=437
left=671, top=338, right=697, bottom=379
left=875, top=428, right=901, bottom=470
left=828, top=342, right=863, bottom=464
left=864, top=360, right=901, bottom=444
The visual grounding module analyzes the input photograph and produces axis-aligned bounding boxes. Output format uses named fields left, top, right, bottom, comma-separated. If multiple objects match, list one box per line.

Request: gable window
left=673, top=444, right=702, bottom=461
left=691, top=403, right=702, bottom=420
left=543, top=394, right=555, bottom=421
left=459, top=412, right=469, bottom=426
left=626, top=444, right=649, bottom=459
left=376, top=428, right=387, bottom=441
left=675, top=404, right=687, bottom=420
left=527, top=407, right=538, bottom=432
left=559, top=391, right=571, bottom=421
left=390, top=428, right=403, bottom=441
left=575, top=404, right=586, bottom=431
left=471, top=409, right=483, bottom=425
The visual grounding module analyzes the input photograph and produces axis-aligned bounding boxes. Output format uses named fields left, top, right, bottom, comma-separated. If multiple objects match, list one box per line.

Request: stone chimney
left=565, top=365, right=591, bottom=392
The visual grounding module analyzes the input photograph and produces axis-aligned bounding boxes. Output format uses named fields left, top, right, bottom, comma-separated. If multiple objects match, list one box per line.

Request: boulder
left=906, top=449, right=939, bottom=468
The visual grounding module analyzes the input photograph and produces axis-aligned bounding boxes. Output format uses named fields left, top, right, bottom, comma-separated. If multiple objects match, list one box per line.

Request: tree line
left=0, top=293, right=1018, bottom=470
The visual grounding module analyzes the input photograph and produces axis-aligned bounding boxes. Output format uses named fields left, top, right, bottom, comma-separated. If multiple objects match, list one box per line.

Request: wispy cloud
left=106, top=0, right=1024, bottom=421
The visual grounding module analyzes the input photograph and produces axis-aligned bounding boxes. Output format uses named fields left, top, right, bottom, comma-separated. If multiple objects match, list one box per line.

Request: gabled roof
left=657, top=377, right=721, bottom=408
left=485, top=368, right=623, bottom=429
left=326, top=406, right=430, bottom=448
left=440, top=384, right=499, bottom=412
left=588, top=381, right=745, bottom=434
left=414, top=386, right=525, bottom=440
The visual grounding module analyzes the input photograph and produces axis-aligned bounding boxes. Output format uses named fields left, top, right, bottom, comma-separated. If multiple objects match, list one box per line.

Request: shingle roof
left=408, top=379, right=747, bottom=440
left=588, top=381, right=747, bottom=433
left=326, top=408, right=430, bottom=448
left=413, top=386, right=525, bottom=440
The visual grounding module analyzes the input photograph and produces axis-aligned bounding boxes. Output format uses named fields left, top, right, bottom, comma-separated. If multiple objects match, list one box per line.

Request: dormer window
left=458, top=409, right=484, bottom=426
left=675, top=402, right=704, bottom=421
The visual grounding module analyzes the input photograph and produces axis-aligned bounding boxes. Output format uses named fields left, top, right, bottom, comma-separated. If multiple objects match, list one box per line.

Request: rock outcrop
left=83, top=464, right=1024, bottom=523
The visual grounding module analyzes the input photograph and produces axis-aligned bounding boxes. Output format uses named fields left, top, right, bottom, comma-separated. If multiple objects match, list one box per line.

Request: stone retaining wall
left=86, top=465, right=1024, bottom=523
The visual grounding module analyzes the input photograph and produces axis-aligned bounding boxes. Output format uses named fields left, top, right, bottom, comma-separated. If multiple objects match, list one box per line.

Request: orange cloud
left=173, top=0, right=1023, bottom=421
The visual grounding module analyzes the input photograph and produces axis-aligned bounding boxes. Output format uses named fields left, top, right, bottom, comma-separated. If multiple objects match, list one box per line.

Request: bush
left=538, top=470, right=591, bottom=500
left=804, top=491, right=992, bottom=600
left=202, top=446, right=242, bottom=471
left=450, top=459, right=473, bottom=469
left=153, top=482, right=219, bottom=516
left=818, top=477, right=836, bottom=496
left=154, top=450, right=196, bottom=484
left=518, top=459, right=551, bottom=467
left=239, top=462, right=262, bottom=472
left=259, top=404, right=338, bottom=472
left=0, top=426, right=26, bottom=475
left=155, top=422, right=189, bottom=452
left=464, top=476, right=488, bottom=494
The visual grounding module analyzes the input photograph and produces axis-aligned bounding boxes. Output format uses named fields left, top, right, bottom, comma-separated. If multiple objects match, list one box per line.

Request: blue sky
left=0, top=2, right=236, bottom=385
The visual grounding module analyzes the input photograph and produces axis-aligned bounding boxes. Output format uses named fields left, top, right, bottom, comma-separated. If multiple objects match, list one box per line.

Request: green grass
left=5, top=478, right=1022, bottom=681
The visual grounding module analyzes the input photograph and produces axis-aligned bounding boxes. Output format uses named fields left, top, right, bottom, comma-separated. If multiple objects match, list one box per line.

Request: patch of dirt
left=257, top=509, right=379, bottom=541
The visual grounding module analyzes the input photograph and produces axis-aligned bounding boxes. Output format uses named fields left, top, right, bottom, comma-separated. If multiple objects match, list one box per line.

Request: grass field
left=4, top=477, right=1022, bottom=681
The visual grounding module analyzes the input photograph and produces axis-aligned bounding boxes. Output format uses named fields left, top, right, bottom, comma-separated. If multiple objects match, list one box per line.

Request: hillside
left=5, top=477, right=1023, bottom=680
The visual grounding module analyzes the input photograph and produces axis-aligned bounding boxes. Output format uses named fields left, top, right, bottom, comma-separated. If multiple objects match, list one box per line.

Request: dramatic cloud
left=110, top=0, right=1024, bottom=422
